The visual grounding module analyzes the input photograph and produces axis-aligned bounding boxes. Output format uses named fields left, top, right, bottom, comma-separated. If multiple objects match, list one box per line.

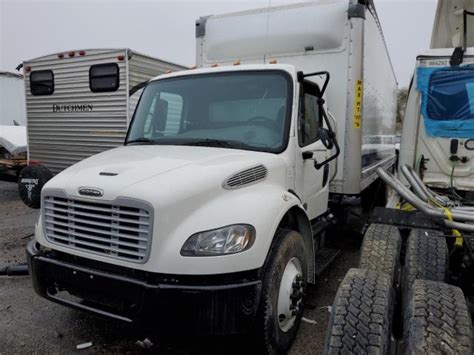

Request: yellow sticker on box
left=353, top=80, right=363, bottom=129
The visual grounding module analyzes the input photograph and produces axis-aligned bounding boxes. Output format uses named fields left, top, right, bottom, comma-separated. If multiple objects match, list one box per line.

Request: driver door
left=297, top=81, right=330, bottom=220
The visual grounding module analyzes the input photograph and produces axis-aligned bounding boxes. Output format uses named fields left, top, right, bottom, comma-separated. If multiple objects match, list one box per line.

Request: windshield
left=427, top=67, right=474, bottom=121
left=126, top=71, right=292, bottom=153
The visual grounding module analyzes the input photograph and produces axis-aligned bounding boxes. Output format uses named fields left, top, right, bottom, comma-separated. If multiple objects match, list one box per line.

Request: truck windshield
left=126, top=71, right=292, bottom=153
left=427, top=67, right=474, bottom=121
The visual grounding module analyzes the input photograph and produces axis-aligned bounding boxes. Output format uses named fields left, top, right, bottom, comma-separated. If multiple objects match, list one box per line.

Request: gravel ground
left=0, top=177, right=359, bottom=354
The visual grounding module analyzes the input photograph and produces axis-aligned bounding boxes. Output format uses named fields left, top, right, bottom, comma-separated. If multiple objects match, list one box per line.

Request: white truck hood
left=44, top=145, right=288, bottom=202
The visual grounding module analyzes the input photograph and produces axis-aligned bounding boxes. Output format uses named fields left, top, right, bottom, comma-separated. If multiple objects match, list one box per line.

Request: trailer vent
left=43, top=196, right=152, bottom=263
left=223, top=165, right=268, bottom=189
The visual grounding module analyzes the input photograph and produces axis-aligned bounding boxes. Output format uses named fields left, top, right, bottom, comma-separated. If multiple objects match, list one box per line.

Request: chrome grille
left=43, top=196, right=152, bottom=263
left=223, top=165, right=268, bottom=189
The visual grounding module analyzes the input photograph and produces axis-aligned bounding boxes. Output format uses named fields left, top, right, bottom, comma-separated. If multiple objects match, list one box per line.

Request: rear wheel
left=403, top=229, right=448, bottom=297
left=324, top=268, right=395, bottom=354
left=359, top=223, right=402, bottom=286
left=255, top=229, right=307, bottom=354
left=403, top=280, right=472, bottom=354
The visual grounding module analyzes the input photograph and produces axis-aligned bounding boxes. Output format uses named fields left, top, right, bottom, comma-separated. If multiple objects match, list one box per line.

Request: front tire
left=255, top=229, right=307, bottom=354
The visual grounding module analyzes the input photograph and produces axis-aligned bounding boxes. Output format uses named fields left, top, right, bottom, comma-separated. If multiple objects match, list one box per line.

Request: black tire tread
left=404, top=229, right=447, bottom=291
left=359, top=223, right=401, bottom=285
left=403, top=279, right=472, bottom=355
left=256, top=228, right=307, bottom=355
left=325, top=268, right=394, bottom=355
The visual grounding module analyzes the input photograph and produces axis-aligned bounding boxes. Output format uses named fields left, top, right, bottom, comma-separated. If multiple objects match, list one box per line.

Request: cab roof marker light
left=233, top=60, right=241, bottom=66
left=189, top=65, right=197, bottom=69
left=165, top=70, right=173, bottom=74
left=57, top=53, right=64, bottom=59
left=117, top=55, right=125, bottom=61
left=79, top=50, right=86, bottom=56
left=24, top=66, right=31, bottom=73
left=68, top=51, right=75, bottom=57
left=269, top=59, right=278, bottom=64
left=211, top=63, right=219, bottom=67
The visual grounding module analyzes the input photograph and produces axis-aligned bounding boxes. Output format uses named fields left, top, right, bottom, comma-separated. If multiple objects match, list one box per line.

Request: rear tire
left=403, top=280, right=472, bottom=354
left=403, top=229, right=448, bottom=297
left=324, top=268, right=395, bottom=355
left=18, top=165, right=53, bottom=208
left=255, top=229, right=307, bottom=355
left=359, top=223, right=402, bottom=286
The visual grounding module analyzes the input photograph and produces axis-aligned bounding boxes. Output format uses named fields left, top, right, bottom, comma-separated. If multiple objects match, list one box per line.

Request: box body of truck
left=196, top=0, right=398, bottom=194
left=23, top=49, right=185, bottom=174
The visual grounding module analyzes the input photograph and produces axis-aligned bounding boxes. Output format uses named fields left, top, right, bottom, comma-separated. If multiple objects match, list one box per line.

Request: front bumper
left=27, top=241, right=262, bottom=335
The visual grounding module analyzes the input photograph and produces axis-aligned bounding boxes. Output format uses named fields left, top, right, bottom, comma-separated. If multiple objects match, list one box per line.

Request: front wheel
left=255, top=229, right=308, bottom=354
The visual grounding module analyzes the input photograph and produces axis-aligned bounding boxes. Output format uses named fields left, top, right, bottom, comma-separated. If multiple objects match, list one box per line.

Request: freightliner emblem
left=78, top=187, right=104, bottom=197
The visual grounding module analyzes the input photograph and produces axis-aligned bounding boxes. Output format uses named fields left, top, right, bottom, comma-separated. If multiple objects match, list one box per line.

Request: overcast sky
left=0, top=0, right=437, bottom=87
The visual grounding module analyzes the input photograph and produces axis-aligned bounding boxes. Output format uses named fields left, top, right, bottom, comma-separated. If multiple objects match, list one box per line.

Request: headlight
left=181, top=224, right=256, bottom=256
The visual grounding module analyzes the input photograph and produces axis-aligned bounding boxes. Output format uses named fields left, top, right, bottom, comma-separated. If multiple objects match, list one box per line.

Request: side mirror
left=319, top=128, right=334, bottom=150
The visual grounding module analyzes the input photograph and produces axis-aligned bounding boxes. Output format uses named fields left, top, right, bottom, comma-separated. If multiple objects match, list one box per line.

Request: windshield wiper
left=126, top=137, right=157, bottom=145
left=183, top=139, right=250, bottom=149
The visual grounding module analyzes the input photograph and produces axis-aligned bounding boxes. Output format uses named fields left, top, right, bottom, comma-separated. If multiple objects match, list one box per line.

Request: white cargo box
left=23, top=48, right=186, bottom=173
left=196, top=0, right=398, bottom=194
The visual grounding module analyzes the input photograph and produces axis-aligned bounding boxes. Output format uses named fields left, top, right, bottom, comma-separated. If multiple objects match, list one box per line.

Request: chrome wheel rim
left=277, top=257, right=304, bottom=332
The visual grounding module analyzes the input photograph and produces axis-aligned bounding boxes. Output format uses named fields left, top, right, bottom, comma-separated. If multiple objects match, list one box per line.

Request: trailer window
left=90, top=63, right=119, bottom=92
left=30, top=70, right=54, bottom=96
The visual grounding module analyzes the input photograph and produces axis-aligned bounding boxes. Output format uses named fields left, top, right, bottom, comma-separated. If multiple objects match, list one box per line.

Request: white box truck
left=27, top=1, right=397, bottom=353
left=327, top=1, right=474, bottom=354
left=18, top=48, right=186, bottom=207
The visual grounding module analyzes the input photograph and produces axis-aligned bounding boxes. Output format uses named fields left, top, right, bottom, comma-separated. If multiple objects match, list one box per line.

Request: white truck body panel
left=431, top=0, right=474, bottom=49
left=0, top=71, right=26, bottom=126
left=23, top=49, right=186, bottom=173
left=0, top=72, right=27, bottom=156
left=196, top=0, right=398, bottom=194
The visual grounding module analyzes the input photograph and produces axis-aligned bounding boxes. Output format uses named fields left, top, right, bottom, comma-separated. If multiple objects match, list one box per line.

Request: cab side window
left=299, top=82, right=321, bottom=146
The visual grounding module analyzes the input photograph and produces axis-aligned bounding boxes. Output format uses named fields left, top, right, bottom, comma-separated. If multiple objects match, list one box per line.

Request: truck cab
left=399, top=0, right=474, bottom=192
left=28, top=63, right=336, bottom=352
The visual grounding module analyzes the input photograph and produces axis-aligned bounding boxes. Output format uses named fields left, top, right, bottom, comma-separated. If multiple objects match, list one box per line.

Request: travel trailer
left=18, top=48, right=186, bottom=207
left=26, top=2, right=397, bottom=354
